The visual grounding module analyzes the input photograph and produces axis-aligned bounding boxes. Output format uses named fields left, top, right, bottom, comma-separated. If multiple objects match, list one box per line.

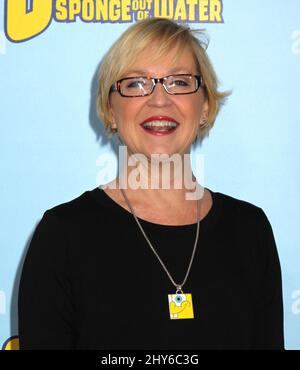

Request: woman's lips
left=140, top=116, right=179, bottom=136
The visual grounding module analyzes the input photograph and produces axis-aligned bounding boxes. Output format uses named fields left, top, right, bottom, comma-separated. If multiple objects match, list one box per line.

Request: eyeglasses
left=110, top=74, right=203, bottom=97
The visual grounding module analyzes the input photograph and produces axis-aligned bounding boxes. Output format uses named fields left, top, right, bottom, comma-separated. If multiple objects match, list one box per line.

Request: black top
left=18, top=187, right=284, bottom=350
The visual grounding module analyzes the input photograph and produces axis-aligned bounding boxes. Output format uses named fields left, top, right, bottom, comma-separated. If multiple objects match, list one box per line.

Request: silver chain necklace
left=120, top=187, right=202, bottom=320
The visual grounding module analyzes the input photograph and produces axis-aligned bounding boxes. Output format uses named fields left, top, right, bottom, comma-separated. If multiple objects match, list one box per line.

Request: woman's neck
left=111, top=150, right=204, bottom=204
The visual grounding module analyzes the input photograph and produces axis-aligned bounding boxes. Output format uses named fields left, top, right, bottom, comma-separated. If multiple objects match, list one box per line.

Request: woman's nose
left=147, top=82, right=172, bottom=106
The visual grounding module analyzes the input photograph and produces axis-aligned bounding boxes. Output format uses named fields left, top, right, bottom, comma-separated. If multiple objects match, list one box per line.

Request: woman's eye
left=174, top=79, right=189, bottom=86
left=127, top=80, right=145, bottom=88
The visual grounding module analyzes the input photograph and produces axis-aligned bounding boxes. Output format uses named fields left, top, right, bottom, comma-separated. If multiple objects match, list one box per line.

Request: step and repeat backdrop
left=1, top=0, right=300, bottom=350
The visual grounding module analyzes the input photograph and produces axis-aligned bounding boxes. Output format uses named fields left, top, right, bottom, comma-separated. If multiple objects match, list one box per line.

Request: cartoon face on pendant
left=168, top=293, right=194, bottom=319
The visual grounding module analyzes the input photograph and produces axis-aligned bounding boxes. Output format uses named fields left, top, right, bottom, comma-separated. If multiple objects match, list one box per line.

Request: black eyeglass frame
left=110, top=74, right=203, bottom=97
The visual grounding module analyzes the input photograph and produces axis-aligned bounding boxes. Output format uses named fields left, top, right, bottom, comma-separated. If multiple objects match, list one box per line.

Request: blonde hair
left=97, top=18, right=230, bottom=140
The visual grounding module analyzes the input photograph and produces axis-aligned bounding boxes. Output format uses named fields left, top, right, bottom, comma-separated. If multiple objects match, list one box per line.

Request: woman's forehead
left=121, top=48, right=198, bottom=77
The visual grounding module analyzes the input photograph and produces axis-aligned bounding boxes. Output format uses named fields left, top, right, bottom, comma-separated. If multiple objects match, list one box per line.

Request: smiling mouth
left=141, top=120, right=178, bottom=131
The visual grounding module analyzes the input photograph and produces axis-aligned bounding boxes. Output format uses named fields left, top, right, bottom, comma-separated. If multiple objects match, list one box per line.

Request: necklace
left=120, top=187, right=202, bottom=320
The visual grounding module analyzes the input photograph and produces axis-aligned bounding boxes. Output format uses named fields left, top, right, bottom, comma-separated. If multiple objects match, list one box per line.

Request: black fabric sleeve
left=252, top=209, right=285, bottom=349
left=18, top=210, right=75, bottom=350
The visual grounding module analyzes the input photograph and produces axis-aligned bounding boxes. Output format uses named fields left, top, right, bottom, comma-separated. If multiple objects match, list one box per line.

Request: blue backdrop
left=1, top=0, right=299, bottom=349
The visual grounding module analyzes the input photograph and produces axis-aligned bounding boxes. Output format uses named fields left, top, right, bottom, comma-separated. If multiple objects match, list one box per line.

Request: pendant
left=168, top=288, right=194, bottom=320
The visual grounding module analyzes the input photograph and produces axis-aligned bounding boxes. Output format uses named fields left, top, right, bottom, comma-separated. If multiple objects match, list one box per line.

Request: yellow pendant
left=168, top=292, right=194, bottom=319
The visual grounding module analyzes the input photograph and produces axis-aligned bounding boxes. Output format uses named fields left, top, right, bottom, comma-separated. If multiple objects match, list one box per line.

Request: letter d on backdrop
left=5, top=0, right=53, bottom=42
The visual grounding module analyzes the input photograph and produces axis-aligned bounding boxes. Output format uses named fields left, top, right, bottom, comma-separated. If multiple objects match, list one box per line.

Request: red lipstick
left=140, top=116, right=179, bottom=136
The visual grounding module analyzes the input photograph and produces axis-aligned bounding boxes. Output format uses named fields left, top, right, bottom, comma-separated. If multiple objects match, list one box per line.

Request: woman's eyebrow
left=123, top=70, right=148, bottom=76
left=167, top=67, right=193, bottom=74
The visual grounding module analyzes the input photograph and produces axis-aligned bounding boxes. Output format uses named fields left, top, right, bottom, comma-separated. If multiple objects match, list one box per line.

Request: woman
left=18, top=18, right=284, bottom=349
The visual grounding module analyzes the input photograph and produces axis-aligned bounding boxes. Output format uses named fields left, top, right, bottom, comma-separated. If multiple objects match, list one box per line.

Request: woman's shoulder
left=210, top=189, right=270, bottom=225
left=211, top=190, right=278, bottom=262
left=43, top=187, right=104, bottom=219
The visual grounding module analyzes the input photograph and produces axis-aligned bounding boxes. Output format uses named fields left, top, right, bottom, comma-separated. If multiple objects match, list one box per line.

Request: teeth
left=142, top=120, right=178, bottom=129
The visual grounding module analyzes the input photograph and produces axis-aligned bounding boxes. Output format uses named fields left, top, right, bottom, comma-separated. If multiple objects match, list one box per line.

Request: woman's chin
left=143, top=147, right=182, bottom=159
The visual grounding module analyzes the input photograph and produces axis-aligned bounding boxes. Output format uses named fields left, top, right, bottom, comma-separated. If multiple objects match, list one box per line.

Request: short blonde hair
left=97, top=18, right=230, bottom=140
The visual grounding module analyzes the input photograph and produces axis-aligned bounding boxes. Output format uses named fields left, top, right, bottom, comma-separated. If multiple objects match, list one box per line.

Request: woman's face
left=109, top=45, right=208, bottom=158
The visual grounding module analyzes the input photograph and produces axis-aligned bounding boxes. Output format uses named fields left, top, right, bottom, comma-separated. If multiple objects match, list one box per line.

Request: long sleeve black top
left=18, top=187, right=284, bottom=349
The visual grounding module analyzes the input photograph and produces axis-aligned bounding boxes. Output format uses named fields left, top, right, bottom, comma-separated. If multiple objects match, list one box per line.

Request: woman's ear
left=200, top=99, right=209, bottom=126
left=108, top=105, right=117, bottom=130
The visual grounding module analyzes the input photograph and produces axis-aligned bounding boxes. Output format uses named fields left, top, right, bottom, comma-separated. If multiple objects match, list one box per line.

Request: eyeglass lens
left=119, top=75, right=198, bottom=96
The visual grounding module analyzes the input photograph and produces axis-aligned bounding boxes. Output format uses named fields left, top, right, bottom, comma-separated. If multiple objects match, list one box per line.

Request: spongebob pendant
left=168, top=288, right=194, bottom=319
